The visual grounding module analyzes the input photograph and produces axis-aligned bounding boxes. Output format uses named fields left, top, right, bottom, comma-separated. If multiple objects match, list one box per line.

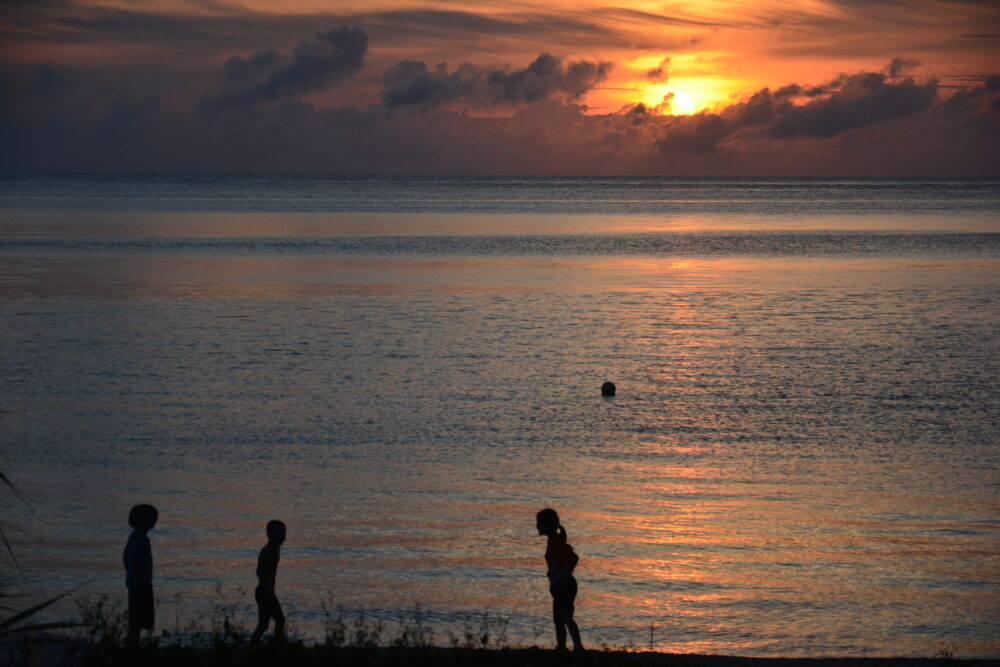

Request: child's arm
left=257, top=545, right=279, bottom=586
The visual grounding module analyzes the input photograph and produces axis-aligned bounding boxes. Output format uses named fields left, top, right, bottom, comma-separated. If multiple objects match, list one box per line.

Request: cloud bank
left=1, top=16, right=997, bottom=177
left=381, top=54, right=613, bottom=109
left=199, top=26, right=369, bottom=114
left=650, top=70, right=940, bottom=155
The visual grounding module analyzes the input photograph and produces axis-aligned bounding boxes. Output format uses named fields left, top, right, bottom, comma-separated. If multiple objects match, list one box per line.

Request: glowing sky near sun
left=0, top=0, right=997, bottom=174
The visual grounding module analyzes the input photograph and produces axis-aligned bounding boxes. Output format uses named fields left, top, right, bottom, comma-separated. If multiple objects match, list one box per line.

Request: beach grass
left=2, top=593, right=995, bottom=667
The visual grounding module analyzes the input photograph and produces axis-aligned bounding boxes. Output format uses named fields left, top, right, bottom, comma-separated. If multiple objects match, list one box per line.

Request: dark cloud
left=884, top=57, right=921, bottom=77
left=769, top=72, right=937, bottom=138
left=621, top=102, right=651, bottom=126
left=940, top=74, right=1000, bottom=112
left=199, top=26, right=367, bottom=114
left=645, top=57, right=670, bottom=82
left=653, top=85, right=796, bottom=155
left=651, top=63, right=942, bottom=155
left=381, top=60, right=477, bottom=108
left=381, top=53, right=613, bottom=109
left=2, top=54, right=997, bottom=176
left=656, top=113, right=729, bottom=154
left=486, top=54, right=612, bottom=104
left=724, top=87, right=794, bottom=127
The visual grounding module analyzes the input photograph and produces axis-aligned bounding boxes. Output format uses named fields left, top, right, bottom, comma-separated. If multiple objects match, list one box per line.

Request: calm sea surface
left=1, top=175, right=998, bottom=656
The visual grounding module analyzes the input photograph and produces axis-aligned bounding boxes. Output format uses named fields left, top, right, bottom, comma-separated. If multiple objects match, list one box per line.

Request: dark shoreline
left=5, top=638, right=999, bottom=667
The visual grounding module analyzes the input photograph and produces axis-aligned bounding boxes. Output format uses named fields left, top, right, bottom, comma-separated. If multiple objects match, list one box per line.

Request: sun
left=629, top=52, right=742, bottom=116
left=639, top=81, right=716, bottom=115
left=670, top=92, right=698, bottom=115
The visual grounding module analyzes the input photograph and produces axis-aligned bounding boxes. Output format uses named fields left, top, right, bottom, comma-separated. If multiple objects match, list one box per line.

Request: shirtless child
left=249, top=520, right=286, bottom=645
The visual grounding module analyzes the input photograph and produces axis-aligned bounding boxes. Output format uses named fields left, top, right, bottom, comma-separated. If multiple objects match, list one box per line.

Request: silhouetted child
left=536, top=508, right=584, bottom=651
left=250, top=520, right=286, bottom=645
left=123, top=503, right=158, bottom=647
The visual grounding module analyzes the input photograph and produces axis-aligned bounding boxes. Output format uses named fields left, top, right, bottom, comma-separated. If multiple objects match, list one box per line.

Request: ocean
left=1, top=174, right=998, bottom=656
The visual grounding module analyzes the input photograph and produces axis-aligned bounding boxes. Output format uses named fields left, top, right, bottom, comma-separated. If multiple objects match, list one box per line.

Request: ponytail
left=537, top=508, right=568, bottom=541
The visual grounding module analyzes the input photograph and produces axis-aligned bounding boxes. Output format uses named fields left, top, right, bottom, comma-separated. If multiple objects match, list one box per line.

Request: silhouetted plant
left=0, top=467, right=76, bottom=644
left=446, top=611, right=510, bottom=650
left=390, top=604, right=434, bottom=648
left=74, top=593, right=128, bottom=657
left=65, top=594, right=740, bottom=664
left=935, top=646, right=956, bottom=660
left=207, top=583, right=251, bottom=647
left=446, top=614, right=478, bottom=649
left=350, top=610, right=384, bottom=648
left=0, top=467, right=19, bottom=566
left=320, top=595, right=347, bottom=648
left=0, top=584, right=73, bottom=640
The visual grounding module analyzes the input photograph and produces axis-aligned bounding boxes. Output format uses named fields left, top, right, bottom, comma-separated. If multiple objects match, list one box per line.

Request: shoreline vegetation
left=8, top=650, right=1000, bottom=667
left=1, top=594, right=996, bottom=667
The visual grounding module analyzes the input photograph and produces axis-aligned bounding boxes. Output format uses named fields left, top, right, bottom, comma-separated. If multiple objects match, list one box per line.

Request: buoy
left=601, top=381, right=616, bottom=396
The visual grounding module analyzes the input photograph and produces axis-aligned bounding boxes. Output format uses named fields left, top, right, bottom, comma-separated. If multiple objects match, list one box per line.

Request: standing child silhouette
left=250, top=520, right=286, bottom=645
left=123, top=503, right=158, bottom=647
left=536, top=508, right=584, bottom=652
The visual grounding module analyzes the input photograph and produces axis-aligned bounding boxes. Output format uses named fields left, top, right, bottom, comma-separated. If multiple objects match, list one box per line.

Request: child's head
left=128, top=504, right=159, bottom=532
left=266, top=520, right=286, bottom=545
left=536, top=508, right=562, bottom=538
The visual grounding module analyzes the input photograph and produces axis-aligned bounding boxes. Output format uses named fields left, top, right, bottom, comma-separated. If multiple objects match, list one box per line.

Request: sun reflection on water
left=2, top=247, right=998, bottom=656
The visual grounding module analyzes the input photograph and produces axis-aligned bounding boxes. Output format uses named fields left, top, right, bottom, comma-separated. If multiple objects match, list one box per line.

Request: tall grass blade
left=0, top=591, right=71, bottom=636
left=0, top=466, right=21, bottom=569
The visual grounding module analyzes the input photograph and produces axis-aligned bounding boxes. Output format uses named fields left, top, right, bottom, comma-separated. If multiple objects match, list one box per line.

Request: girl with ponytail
left=536, top=508, right=584, bottom=651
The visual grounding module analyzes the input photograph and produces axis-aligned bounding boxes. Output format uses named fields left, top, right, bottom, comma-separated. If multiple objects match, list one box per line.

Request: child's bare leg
left=272, top=598, right=285, bottom=641
left=566, top=617, right=583, bottom=651
left=554, top=621, right=567, bottom=649
left=249, top=607, right=269, bottom=645
left=554, top=596, right=583, bottom=651
left=553, top=601, right=568, bottom=649
left=249, top=623, right=267, bottom=645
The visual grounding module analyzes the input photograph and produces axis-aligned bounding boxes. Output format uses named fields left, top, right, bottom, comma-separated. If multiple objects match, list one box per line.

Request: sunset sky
left=1, top=0, right=998, bottom=175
